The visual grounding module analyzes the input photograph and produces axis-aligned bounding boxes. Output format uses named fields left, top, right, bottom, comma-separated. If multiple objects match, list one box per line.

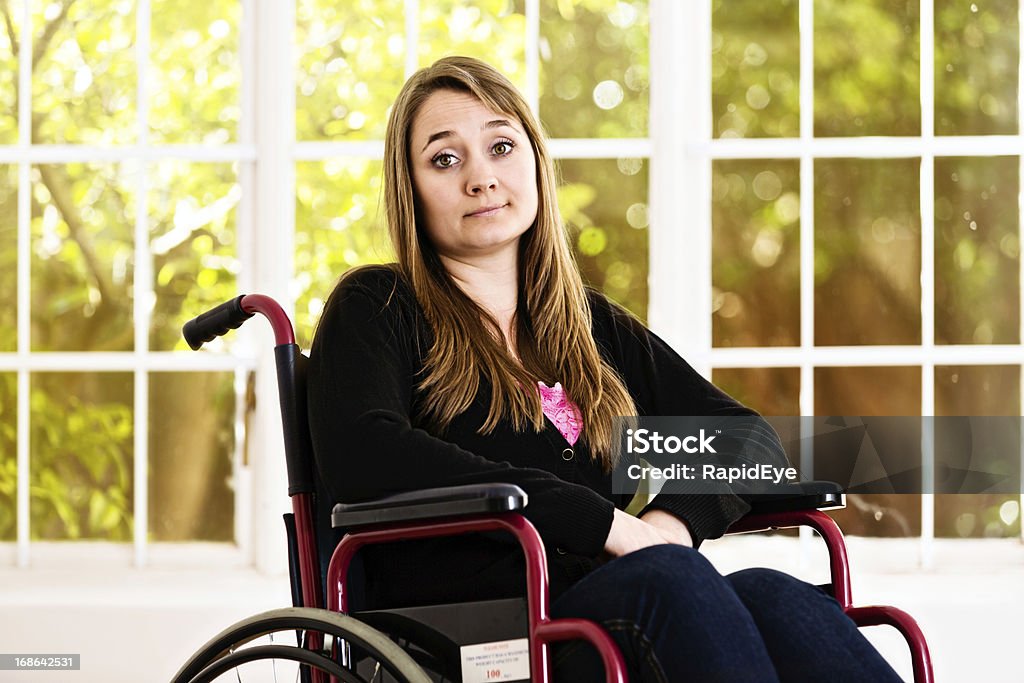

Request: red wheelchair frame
left=183, top=293, right=934, bottom=683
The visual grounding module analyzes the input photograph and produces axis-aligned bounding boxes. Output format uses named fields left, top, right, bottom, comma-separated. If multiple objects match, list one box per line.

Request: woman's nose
left=465, top=160, right=498, bottom=194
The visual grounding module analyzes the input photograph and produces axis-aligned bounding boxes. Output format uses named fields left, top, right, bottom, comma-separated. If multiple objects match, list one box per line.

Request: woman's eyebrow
left=420, top=119, right=520, bottom=152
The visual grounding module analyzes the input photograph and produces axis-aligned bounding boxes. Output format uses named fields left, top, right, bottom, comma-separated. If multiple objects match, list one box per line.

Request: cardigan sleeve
left=307, top=268, right=615, bottom=557
left=592, top=292, right=789, bottom=546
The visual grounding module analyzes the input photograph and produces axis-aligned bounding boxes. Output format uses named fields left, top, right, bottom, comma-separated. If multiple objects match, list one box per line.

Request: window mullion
left=525, top=0, right=539, bottom=116
left=920, top=0, right=936, bottom=569
left=235, top=0, right=258, bottom=564
left=798, top=0, right=816, bottom=562
left=1018, top=0, right=1024, bottom=544
left=252, top=0, right=294, bottom=575
left=132, top=0, right=153, bottom=570
left=648, top=0, right=711, bottom=370
left=15, top=0, right=32, bottom=569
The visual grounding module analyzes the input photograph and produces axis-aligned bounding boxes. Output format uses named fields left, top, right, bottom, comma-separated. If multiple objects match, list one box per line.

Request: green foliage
left=712, top=160, right=800, bottom=347
left=815, top=0, right=921, bottom=136
left=150, top=0, right=240, bottom=144
left=420, top=0, right=527, bottom=88
left=934, top=156, right=1018, bottom=344
left=31, top=0, right=137, bottom=144
left=935, top=0, right=1018, bottom=135
left=539, top=0, right=648, bottom=137
left=29, top=372, right=133, bottom=540
left=30, top=162, right=135, bottom=352
left=712, top=0, right=800, bottom=138
left=0, top=165, right=15, bottom=353
left=149, top=161, right=239, bottom=352
left=296, top=0, right=405, bottom=140
left=0, top=373, right=15, bottom=540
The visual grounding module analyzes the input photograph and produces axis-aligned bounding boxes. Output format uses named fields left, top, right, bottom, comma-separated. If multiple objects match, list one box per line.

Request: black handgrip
left=182, top=295, right=253, bottom=350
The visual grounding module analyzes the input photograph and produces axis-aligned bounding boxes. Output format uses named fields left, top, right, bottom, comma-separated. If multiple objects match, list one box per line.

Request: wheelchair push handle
left=183, top=294, right=296, bottom=349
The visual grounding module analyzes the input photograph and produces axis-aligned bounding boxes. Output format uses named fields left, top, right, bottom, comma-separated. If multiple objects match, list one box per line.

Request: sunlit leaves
left=712, top=160, right=800, bottom=347
left=558, top=157, right=647, bottom=316
left=296, top=0, right=404, bottom=141
left=935, top=0, right=1018, bottom=135
left=0, top=165, right=15, bottom=352
left=31, top=0, right=137, bottom=144
left=29, top=372, right=133, bottom=541
left=540, top=0, right=648, bottom=137
left=294, top=160, right=391, bottom=348
left=815, top=0, right=920, bottom=136
left=149, top=162, right=239, bottom=351
left=151, top=0, right=240, bottom=143
left=0, top=374, right=14, bottom=540
left=934, top=156, right=1019, bottom=344
left=31, top=163, right=135, bottom=352
left=420, top=0, right=527, bottom=90
left=711, top=0, right=799, bottom=138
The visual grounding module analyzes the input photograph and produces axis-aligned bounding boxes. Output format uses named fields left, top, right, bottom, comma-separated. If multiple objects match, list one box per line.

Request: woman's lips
left=466, top=203, right=507, bottom=217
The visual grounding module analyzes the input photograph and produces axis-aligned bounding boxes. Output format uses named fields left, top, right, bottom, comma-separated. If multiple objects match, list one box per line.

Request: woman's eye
left=432, top=153, right=457, bottom=168
left=492, top=140, right=515, bottom=156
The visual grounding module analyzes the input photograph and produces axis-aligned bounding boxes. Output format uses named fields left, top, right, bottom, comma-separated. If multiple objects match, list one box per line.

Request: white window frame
left=0, top=0, right=260, bottom=569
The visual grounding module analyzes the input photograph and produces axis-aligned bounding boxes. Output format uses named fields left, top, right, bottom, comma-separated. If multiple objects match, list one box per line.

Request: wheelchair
left=172, top=294, right=935, bottom=683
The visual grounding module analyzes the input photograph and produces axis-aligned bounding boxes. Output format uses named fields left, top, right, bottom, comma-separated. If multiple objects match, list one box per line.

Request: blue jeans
left=550, top=545, right=903, bottom=682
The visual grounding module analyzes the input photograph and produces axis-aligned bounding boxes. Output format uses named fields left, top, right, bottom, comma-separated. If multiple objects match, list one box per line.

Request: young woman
left=308, top=55, right=902, bottom=682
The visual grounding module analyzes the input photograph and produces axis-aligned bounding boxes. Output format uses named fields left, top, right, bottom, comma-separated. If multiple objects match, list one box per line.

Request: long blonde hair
left=382, top=55, right=635, bottom=470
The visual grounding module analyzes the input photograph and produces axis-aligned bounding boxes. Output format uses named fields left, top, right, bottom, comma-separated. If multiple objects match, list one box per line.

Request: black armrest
left=331, top=483, right=528, bottom=529
left=739, top=480, right=845, bottom=516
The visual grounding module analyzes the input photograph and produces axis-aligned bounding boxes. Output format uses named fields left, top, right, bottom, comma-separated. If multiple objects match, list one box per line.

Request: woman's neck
left=440, top=253, right=519, bottom=350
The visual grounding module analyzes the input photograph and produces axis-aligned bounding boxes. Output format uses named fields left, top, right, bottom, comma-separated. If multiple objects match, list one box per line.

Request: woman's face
left=409, top=89, right=538, bottom=263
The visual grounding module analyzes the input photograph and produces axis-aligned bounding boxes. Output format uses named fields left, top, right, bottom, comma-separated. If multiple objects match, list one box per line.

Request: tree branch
left=33, top=0, right=75, bottom=69
left=36, top=164, right=115, bottom=306
left=0, top=1, right=17, bottom=58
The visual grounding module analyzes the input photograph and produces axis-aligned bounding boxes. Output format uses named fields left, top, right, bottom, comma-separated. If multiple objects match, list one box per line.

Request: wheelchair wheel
left=172, top=607, right=434, bottom=683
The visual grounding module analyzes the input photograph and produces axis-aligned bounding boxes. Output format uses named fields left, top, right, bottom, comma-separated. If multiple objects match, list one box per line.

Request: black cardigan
left=307, top=265, right=779, bottom=607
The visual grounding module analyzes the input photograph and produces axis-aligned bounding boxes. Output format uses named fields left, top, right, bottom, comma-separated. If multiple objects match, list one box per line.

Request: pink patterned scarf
left=537, top=381, right=583, bottom=446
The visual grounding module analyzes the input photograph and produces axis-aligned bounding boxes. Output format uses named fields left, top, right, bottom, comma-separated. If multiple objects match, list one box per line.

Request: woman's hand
left=639, top=509, right=694, bottom=548
left=602, top=508, right=694, bottom=558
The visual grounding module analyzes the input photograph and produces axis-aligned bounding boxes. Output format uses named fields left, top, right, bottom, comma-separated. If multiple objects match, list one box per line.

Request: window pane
left=935, top=156, right=1019, bottom=345
left=713, top=367, right=800, bottom=416
left=31, top=1, right=136, bottom=144
left=711, top=0, right=799, bottom=138
left=150, top=162, right=239, bottom=352
left=935, top=365, right=1021, bottom=538
left=150, top=0, right=240, bottom=144
left=149, top=372, right=235, bottom=541
left=557, top=158, right=648, bottom=319
left=935, top=0, right=1018, bottom=136
left=31, top=163, right=135, bottom=352
left=815, top=158, right=920, bottom=346
left=420, top=0, right=527, bottom=90
left=815, top=366, right=921, bottom=537
left=540, top=0, right=649, bottom=138
left=815, top=0, right=919, bottom=137
left=31, top=372, right=133, bottom=541
left=712, top=159, right=800, bottom=347
left=296, top=0, right=404, bottom=141
left=0, top=373, right=14, bottom=541
left=0, top=165, right=15, bottom=352
left=295, top=160, right=391, bottom=349
left=0, top=4, right=16, bottom=144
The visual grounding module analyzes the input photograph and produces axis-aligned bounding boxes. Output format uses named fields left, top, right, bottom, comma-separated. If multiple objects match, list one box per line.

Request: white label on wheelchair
left=459, top=637, right=530, bottom=682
